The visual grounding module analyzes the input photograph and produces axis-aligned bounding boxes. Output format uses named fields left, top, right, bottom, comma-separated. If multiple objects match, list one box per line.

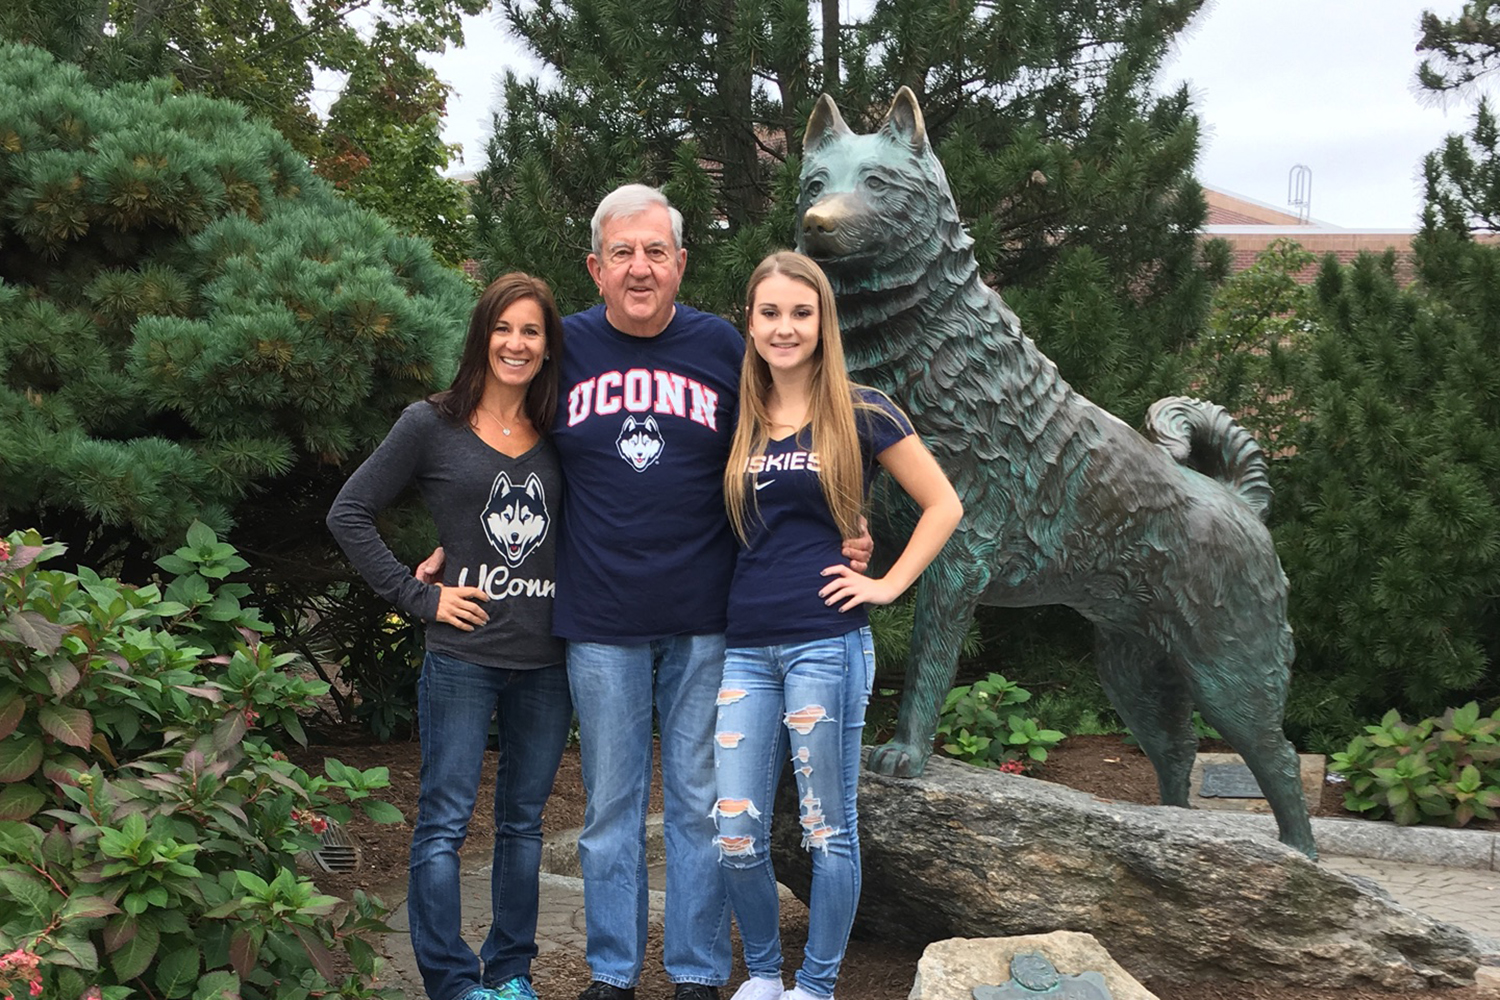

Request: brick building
left=1203, top=187, right=1415, bottom=283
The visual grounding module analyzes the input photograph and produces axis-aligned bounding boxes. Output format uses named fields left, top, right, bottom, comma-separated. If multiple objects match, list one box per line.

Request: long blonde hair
left=725, top=251, right=868, bottom=544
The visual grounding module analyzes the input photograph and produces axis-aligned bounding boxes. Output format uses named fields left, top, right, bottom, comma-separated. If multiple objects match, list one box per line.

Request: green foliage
left=0, top=42, right=468, bottom=582
left=936, top=673, right=1064, bottom=772
left=316, top=48, right=474, bottom=266
left=1422, top=97, right=1500, bottom=234
left=1329, top=703, right=1500, bottom=827
left=0, top=526, right=403, bottom=998
left=1184, top=237, right=1317, bottom=455
left=282, top=586, right=425, bottom=743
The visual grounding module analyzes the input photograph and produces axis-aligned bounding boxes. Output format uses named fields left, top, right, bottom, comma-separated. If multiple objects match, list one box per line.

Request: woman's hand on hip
left=435, top=585, right=490, bottom=631
left=818, top=564, right=903, bottom=612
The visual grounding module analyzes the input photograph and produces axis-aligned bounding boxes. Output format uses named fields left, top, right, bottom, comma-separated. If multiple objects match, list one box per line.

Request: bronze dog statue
left=797, top=87, right=1315, bottom=857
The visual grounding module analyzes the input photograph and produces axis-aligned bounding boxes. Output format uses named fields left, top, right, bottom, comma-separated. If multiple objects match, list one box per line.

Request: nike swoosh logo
left=754, top=479, right=775, bottom=491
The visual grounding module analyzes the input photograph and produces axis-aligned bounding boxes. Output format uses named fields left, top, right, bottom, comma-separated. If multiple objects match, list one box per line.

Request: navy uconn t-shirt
left=725, top=388, right=913, bottom=648
left=552, top=304, right=743, bottom=643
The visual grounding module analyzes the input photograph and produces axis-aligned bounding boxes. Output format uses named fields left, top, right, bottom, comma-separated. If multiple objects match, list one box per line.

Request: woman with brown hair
left=328, top=273, right=567, bottom=1000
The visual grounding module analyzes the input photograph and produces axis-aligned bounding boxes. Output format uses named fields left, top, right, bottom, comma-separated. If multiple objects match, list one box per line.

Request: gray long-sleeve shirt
left=327, top=401, right=564, bottom=671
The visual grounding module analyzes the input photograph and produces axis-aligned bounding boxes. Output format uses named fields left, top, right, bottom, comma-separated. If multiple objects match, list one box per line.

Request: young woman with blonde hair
left=715, top=252, right=963, bottom=1000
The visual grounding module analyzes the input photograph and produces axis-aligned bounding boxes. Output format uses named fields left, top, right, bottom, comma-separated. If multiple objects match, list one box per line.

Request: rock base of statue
left=769, top=751, right=1486, bottom=990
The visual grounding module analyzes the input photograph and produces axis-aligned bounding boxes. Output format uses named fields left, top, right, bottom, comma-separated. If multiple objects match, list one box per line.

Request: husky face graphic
left=616, top=415, right=665, bottom=472
left=481, top=472, right=550, bottom=567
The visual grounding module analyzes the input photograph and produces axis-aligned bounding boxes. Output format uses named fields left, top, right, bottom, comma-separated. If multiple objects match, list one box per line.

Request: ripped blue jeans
left=712, top=626, right=874, bottom=999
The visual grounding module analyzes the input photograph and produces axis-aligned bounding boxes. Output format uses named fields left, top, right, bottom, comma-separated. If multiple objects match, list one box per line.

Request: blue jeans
left=566, top=634, right=732, bottom=988
left=713, top=627, right=875, bottom=999
left=409, top=651, right=572, bottom=1000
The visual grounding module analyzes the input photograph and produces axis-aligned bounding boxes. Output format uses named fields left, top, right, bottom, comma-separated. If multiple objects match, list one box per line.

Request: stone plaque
left=1187, top=751, right=1326, bottom=815
left=1198, top=762, right=1265, bottom=798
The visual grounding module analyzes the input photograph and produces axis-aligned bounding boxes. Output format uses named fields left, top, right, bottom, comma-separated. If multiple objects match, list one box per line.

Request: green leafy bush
left=0, top=526, right=403, bottom=999
left=936, top=673, right=1064, bottom=773
left=1329, top=703, right=1500, bottom=826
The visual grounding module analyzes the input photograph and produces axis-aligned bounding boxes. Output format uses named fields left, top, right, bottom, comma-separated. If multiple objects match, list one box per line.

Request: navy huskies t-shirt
left=725, top=388, right=913, bottom=648
left=552, top=304, right=743, bottom=643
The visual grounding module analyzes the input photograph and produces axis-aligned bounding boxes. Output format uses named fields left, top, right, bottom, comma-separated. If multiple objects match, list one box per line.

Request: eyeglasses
left=603, top=241, right=675, bottom=267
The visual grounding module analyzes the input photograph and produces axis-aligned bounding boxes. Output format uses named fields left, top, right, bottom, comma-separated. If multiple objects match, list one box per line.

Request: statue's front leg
left=868, top=558, right=984, bottom=777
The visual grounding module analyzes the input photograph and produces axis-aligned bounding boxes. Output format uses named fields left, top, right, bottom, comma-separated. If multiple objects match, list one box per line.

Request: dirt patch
left=290, top=730, right=1493, bottom=1000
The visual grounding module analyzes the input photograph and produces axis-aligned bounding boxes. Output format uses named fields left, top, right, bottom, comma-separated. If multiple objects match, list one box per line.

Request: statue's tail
left=1144, top=396, right=1272, bottom=522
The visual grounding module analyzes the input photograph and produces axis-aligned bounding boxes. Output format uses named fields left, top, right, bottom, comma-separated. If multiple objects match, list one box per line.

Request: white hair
left=591, top=184, right=684, bottom=255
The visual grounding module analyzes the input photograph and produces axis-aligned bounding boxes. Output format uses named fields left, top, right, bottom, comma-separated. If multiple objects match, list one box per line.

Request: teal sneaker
left=492, top=976, right=541, bottom=1000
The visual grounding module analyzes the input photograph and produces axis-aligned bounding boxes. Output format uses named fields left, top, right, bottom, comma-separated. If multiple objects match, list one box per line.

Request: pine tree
left=0, top=0, right=480, bottom=258
left=1417, top=1, right=1500, bottom=98
left=1421, top=97, right=1500, bottom=237
left=474, top=0, right=1216, bottom=415
left=0, top=43, right=470, bottom=580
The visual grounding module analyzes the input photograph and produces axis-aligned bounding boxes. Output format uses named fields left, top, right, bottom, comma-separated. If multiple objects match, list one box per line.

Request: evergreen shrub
left=0, top=526, right=403, bottom=998
left=1269, top=251, right=1500, bottom=745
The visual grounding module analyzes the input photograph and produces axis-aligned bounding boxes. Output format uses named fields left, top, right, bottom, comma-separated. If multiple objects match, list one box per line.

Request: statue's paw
left=866, top=740, right=932, bottom=777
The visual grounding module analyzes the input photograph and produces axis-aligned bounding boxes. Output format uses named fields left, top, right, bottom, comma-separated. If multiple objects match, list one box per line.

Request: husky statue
left=797, top=87, right=1315, bottom=857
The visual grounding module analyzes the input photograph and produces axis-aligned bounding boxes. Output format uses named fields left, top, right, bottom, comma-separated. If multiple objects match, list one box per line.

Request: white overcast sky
left=425, top=0, right=1474, bottom=230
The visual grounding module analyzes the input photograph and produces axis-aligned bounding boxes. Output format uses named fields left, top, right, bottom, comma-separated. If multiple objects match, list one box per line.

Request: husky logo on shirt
left=616, top=415, right=665, bottom=472
left=480, top=472, right=550, bottom=567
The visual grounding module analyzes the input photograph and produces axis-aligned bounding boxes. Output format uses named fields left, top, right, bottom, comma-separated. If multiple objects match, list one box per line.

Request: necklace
left=478, top=402, right=525, bottom=437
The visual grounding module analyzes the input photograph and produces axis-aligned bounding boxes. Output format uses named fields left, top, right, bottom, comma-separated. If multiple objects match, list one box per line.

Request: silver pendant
left=502, top=428, right=511, bottom=436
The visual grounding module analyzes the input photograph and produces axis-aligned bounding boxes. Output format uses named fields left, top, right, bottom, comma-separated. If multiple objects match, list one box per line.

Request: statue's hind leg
left=869, top=557, right=985, bottom=778
left=1094, top=629, right=1197, bottom=806
left=1185, top=627, right=1316, bottom=859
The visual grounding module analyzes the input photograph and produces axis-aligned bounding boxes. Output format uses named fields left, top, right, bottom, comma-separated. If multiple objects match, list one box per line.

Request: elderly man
left=557, top=184, right=742, bottom=1000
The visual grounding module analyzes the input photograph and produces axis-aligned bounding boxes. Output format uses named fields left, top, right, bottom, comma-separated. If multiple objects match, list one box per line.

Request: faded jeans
left=567, top=634, right=732, bottom=988
left=712, top=626, right=875, bottom=998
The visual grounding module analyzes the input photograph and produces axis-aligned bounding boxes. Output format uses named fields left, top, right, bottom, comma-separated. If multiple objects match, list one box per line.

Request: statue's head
left=796, top=87, right=963, bottom=288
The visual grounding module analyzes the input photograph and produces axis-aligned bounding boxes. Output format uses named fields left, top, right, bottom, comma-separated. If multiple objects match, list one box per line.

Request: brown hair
left=725, top=251, right=879, bottom=543
left=429, top=272, right=564, bottom=433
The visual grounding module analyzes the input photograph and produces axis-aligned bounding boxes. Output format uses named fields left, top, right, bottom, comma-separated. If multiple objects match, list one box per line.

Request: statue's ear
left=882, top=86, right=927, bottom=151
left=804, top=94, right=852, bottom=154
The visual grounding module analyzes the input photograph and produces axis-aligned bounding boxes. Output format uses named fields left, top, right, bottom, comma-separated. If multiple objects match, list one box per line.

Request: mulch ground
left=288, top=730, right=1496, bottom=1000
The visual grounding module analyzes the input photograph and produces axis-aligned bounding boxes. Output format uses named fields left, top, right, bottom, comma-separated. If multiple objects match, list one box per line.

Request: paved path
left=1321, top=854, right=1500, bottom=942
left=367, top=820, right=1500, bottom=997
left=374, top=868, right=656, bottom=993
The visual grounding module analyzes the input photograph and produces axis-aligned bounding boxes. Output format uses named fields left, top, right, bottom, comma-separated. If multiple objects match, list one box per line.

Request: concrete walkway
left=1320, top=854, right=1500, bottom=941
left=367, top=813, right=1500, bottom=997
